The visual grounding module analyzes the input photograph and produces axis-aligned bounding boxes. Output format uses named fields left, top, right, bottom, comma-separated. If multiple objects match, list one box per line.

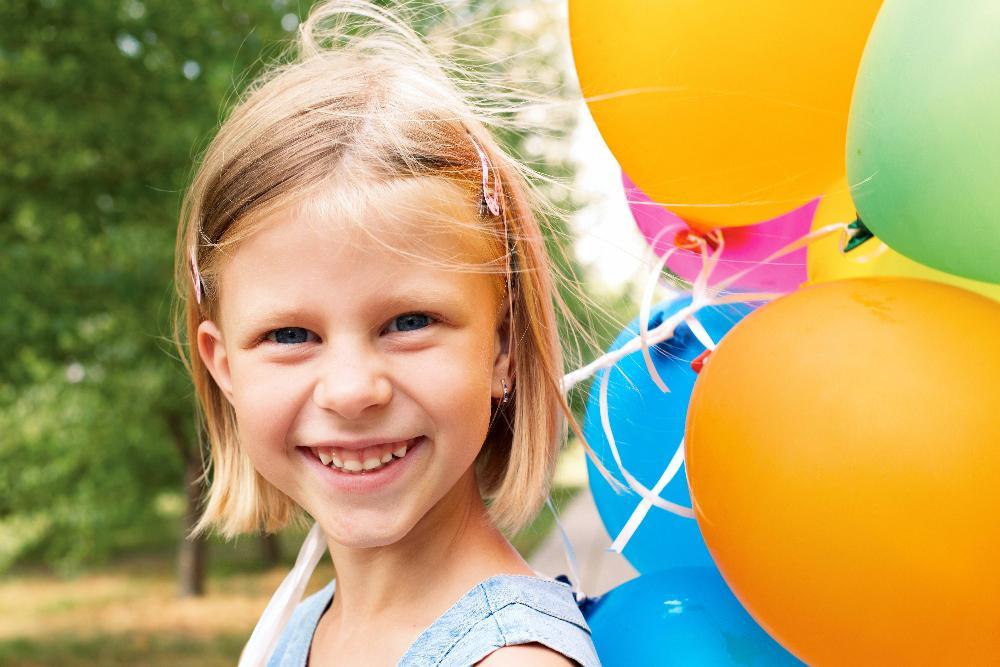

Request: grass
left=0, top=634, right=247, bottom=667
left=0, top=485, right=580, bottom=667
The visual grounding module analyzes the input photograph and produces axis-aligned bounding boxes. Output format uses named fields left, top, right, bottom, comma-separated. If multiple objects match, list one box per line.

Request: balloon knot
left=674, top=227, right=720, bottom=254
left=691, top=348, right=713, bottom=373
left=844, top=217, right=875, bottom=252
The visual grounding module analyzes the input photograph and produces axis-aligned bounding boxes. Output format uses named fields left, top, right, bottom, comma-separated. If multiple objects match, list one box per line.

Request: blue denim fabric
left=267, top=574, right=601, bottom=666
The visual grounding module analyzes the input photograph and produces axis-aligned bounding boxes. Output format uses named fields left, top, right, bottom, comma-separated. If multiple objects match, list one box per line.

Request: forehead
left=215, top=178, right=501, bottom=327
left=236, top=176, right=491, bottom=261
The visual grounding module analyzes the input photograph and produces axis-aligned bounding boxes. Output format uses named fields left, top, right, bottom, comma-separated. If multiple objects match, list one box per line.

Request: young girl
left=174, top=1, right=603, bottom=665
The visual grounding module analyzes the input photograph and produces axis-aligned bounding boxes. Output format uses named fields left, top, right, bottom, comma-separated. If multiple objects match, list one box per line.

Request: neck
left=323, top=468, right=534, bottom=628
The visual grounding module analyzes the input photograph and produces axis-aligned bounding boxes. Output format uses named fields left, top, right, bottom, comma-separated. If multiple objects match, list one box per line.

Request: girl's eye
left=260, top=314, right=436, bottom=345
left=264, top=327, right=318, bottom=345
left=385, top=312, right=436, bottom=334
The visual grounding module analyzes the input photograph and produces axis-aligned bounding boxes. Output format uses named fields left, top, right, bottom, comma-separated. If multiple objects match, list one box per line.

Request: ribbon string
left=575, top=221, right=851, bottom=559
left=610, top=437, right=687, bottom=553
left=239, top=521, right=327, bottom=667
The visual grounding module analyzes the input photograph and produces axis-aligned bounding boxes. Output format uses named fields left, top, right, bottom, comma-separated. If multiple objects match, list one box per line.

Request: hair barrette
left=466, top=130, right=516, bottom=282
left=189, top=245, right=203, bottom=305
left=468, top=133, right=501, bottom=217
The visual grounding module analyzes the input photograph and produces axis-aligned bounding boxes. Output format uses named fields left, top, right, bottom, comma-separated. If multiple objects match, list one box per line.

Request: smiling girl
left=173, top=1, right=603, bottom=665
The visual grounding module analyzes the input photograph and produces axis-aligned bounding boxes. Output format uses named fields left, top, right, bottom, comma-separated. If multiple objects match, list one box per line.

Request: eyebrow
left=377, top=286, right=465, bottom=313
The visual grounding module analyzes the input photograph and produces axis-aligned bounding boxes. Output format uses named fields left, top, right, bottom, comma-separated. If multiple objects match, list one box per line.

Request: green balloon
left=846, top=0, right=1000, bottom=284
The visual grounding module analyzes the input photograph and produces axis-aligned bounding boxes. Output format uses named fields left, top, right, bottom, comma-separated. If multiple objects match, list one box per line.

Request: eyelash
left=260, top=312, right=439, bottom=346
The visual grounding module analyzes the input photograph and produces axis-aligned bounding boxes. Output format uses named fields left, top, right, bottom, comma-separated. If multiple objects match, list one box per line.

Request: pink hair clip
left=468, top=133, right=501, bottom=217
left=189, top=245, right=203, bottom=304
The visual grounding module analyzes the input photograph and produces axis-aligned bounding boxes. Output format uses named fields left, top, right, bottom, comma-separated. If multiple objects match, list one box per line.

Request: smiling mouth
left=304, top=437, right=421, bottom=474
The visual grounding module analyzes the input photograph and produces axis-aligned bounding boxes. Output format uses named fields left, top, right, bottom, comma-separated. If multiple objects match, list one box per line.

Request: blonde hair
left=172, top=0, right=611, bottom=540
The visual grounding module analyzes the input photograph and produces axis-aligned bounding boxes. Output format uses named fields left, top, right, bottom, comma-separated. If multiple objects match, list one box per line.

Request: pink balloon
left=623, top=173, right=817, bottom=292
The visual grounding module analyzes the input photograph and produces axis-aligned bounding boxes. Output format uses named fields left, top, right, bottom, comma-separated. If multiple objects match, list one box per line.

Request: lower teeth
left=349, top=462, right=389, bottom=474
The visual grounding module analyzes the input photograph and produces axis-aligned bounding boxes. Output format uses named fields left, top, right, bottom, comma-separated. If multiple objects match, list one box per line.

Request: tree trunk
left=260, top=533, right=282, bottom=567
left=165, top=410, right=208, bottom=598
left=177, top=451, right=207, bottom=597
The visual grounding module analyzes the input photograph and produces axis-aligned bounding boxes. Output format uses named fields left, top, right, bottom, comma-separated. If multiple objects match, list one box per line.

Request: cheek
left=410, top=338, right=494, bottom=451
left=227, top=362, right=303, bottom=455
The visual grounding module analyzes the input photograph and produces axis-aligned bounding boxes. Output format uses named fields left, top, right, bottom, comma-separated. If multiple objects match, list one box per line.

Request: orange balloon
left=685, top=278, right=1000, bottom=665
left=569, top=0, right=881, bottom=228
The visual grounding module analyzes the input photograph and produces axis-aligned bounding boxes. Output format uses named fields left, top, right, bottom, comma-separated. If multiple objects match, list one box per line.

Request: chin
left=320, top=511, right=420, bottom=550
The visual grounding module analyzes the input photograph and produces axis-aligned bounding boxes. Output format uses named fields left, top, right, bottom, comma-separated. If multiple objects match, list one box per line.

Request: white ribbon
left=638, top=222, right=687, bottom=394
left=238, top=520, right=327, bottom=667
left=597, top=365, right=696, bottom=519
left=683, top=316, right=717, bottom=351
left=546, top=496, right=585, bottom=602
left=610, top=437, right=687, bottom=554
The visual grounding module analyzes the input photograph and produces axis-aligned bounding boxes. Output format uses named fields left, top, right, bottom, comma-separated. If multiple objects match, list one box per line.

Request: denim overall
left=266, top=574, right=601, bottom=666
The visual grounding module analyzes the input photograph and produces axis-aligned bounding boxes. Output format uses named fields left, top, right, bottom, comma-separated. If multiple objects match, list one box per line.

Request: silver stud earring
left=501, top=379, right=510, bottom=404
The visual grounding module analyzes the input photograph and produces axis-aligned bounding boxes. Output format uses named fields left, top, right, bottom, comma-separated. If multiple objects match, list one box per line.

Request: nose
left=312, top=344, right=393, bottom=419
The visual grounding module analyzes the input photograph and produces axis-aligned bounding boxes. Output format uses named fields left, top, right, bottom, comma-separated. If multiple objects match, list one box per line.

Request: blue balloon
left=583, top=568, right=804, bottom=666
left=584, top=296, right=753, bottom=573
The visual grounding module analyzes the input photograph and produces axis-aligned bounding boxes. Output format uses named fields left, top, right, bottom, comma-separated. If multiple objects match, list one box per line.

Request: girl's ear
left=197, top=320, right=236, bottom=405
left=491, top=306, right=513, bottom=401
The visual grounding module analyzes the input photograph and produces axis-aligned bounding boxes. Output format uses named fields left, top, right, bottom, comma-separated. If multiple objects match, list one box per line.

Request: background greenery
left=0, top=0, right=634, bottom=663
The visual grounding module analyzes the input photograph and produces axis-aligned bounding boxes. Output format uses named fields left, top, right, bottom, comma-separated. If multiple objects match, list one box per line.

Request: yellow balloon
left=569, top=1, right=882, bottom=228
left=808, top=179, right=1000, bottom=301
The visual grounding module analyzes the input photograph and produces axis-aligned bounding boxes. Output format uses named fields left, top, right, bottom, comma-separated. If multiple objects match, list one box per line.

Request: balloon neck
left=844, top=217, right=875, bottom=252
left=690, top=348, right=713, bottom=374
left=674, top=227, right=721, bottom=254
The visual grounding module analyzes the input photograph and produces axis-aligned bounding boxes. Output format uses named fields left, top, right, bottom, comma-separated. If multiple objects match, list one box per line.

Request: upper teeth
left=315, top=439, right=413, bottom=473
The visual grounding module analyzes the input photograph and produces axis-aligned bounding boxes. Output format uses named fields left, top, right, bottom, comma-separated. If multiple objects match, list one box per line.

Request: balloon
left=584, top=296, right=753, bottom=573
left=584, top=568, right=803, bottom=666
left=570, top=0, right=881, bottom=228
left=686, top=278, right=1000, bottom=665
left=808, top=179, right=1000, bottom=301
left=624, top=173, right=815, bottom=292
left=846, top=0, right=1000, bottom=283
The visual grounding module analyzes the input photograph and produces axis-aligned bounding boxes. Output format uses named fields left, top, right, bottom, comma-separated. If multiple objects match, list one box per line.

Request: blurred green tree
left=0, top=0, right=306, bottom=595
left=0, top=0, right=627, bottom=595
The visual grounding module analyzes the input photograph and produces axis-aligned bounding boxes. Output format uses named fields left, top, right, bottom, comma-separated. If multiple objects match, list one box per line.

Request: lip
left=298, top=436, right=424, bottom=494
left=305, top=436, right=418, bottom=451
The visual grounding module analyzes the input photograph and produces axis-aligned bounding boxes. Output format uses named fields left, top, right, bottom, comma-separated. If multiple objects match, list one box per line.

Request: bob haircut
left=172, top=0, right=610, bottom=540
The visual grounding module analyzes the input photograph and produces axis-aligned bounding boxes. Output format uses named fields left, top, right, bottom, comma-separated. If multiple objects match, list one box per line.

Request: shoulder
left=476, top=642, right=577, bottom=666
left=405, top=574, right=600, bottom=667
left=478, top=574, right=589, bottom=634
left=475, top=575, right=598, bottom=667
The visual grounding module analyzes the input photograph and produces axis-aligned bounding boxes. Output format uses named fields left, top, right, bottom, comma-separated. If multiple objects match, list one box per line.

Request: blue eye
left=386, top=313, right=435, bottom=334
left=264, top=327, right=317, bottom=345
left=261, top=314, right=435, bottom=345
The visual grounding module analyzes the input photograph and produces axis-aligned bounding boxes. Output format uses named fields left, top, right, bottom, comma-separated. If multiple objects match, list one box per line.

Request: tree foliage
left=1, top=0, right=302, bottom=573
